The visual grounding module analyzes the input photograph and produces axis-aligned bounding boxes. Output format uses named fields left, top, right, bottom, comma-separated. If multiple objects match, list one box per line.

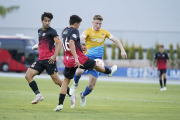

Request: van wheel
left=1, top=63, right=9, bottom=72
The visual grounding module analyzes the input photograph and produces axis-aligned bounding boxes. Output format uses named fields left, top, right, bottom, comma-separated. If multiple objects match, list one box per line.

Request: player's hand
left=48, top=55, right=56, bottom=64
left=81, top=45, right=87, bottom=53
left=169, top=59, right=172, bottom=63
left=121, top=50, right=127, bottom=59
left=152, top=65, right=155, bottom=69
left=74, top=58, right=83, bottom=68
left=32, top=43, right=39, bottom=50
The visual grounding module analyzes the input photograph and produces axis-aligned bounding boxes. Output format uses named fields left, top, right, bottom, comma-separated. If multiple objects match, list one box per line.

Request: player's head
left=41, top=12, right=53, bottom=29
left=69, top=15, right=82, bottom=29
left=159, top=45, right=164, bottom=53
left=92, top=15, right=103, bottom=31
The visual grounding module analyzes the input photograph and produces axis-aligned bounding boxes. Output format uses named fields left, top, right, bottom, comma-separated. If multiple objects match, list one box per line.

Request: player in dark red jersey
left=53, top=15, right=117, bottom=111
left=152, top=45, right=171, bottom=91
left=25, top=12, right=76, bottom=107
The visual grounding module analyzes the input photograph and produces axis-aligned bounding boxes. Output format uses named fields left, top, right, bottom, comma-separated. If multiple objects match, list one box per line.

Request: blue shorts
left=85, top=54, right=102, bottom=78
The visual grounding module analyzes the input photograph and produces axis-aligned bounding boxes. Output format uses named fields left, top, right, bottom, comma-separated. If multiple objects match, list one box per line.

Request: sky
left=0, top=0, right=180, bottom=49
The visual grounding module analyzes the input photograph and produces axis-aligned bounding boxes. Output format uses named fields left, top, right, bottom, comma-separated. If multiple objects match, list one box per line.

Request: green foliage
left=0, top=6, right=19, bottom=18
left=129, top=43, right=136, bottom=59
left=111, top=43, right=116, bottom=59
left=146, top=48, right=151, bottom=60
left=169, top=43, right=174, bottom=61
left=155, top=42, right=159, bottom=53
left=138, top=45, right=143, bottom=59
left=103, top=44, right=108, bottom=60
left=124, top=40, right=129, bottom=58
left=177, top=43, right=180, bottom=60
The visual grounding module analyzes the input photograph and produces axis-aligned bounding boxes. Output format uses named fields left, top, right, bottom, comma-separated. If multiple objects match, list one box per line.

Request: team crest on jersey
left=162, top=54, right=165, bottom=57
left=42, top=33, right=46, bottom=36
left=101, top=33, right=105, bottom=37
left=72, top=34, right=77, bottom=38
left=31, top=62, right=36, bottom=68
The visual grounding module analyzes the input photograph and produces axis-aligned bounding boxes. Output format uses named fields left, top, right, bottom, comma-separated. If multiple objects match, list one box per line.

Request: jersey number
left=62, top=37, right=70, bottom=52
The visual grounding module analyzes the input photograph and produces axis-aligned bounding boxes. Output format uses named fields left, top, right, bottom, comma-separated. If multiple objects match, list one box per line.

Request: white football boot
left=163, top=87, right=167, bottom=91
left=80, top=92, right=86, bottom=107
left=31, top=93, right=44, bottom=104
left=70, top=94, right=77, bottom=108
left=70, top=83, right=78, bottom=95
left=32, top=43, right=39, bottom=50
left=108, top=65, right=117, bottom=77
left=160, top=88, right=164, bottom=91
left=53, top=104, right=63, bottom=111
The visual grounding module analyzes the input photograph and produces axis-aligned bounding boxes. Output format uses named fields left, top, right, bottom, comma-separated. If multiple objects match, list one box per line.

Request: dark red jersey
left=154, top=52, right=169, bottom=70
left=38, top=27, right=59, bottom=60
left=62, top=27, right=88, bottom=68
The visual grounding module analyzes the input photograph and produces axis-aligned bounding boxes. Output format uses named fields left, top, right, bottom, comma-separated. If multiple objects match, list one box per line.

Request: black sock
left=164, top=78, right=166, bottom=87
left=159, top=80, right=163, bottom=88
left=58, top=93, right=66, bottom=105
left=29, top=81, right=40, bottom=95
left=67, top=87, right=71, bottom=97
left=104, top=67, right=111, bottom=74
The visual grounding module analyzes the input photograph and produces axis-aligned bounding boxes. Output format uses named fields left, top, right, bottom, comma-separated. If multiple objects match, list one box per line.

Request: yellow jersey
left=82, top=28, right=113, bottom=59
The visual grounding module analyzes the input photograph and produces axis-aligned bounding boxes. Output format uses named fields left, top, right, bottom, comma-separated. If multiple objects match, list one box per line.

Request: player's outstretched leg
left=70, top=68, right=84, bottom=95
left=25, top=68, right=44, bottom=104
left=94, top=64, right=117, bottom=76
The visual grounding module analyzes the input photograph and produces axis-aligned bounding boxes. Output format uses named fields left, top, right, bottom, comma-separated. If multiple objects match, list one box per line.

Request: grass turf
left=0, top=76, right=180, bottom=120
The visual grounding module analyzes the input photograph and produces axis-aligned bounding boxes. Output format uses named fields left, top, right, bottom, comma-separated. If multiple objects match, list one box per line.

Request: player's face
left=159, top=47, right=164, bottom=53
left=42, top=17, right=51, bottom=29
left=74, top=22, right=81, bottom=29
left=92, top=20, right=102, bottom=31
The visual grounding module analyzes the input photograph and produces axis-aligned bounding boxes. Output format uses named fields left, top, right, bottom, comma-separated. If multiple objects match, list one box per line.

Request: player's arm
left=48, top=36, right=62, bottom=64
left=32, top=43, right=39, bottom=50
left=166, top=53, right=172, bottom=63
left=69, top=40, right=83, bottom=68
left=80, top=31, right=88, bottom=52
left=110, top=36, right=127, bottom=59
left=152, top=54, right=157, bottom=69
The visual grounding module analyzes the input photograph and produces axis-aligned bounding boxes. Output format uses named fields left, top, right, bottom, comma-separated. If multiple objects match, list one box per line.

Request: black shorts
left=63, top=58, right=96, bottom=79
left=30, top=59, right=58, bottom=75
left=158, top=69, right=167, bottom=76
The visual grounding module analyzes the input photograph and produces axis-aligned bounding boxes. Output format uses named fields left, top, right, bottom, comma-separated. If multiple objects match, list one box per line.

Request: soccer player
left=25, top=12, right=76, bottom=108
left=152, top=45, right=171, bottom=91
left=53, top=15, right=117, bottom=111
left=69, top=15, right=127, bottom=107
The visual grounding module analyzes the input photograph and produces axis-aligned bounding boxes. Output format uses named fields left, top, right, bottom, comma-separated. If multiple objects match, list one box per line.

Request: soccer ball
left=94, top=59, right=104, bottom=67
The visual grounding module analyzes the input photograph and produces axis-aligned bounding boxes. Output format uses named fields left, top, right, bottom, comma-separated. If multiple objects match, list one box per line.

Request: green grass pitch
left=0, top=76, right=180, bottom=120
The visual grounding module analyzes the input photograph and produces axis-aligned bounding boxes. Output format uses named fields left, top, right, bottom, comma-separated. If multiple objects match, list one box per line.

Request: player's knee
left=76, top=69, right=84, bottom=76
left=88, top=84, right=95, bottom=90
left=53, top=78, right=62, bottom=85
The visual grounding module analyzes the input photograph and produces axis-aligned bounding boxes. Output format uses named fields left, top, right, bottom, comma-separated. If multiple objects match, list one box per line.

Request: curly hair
left=41, top=12, right=53, bottom=21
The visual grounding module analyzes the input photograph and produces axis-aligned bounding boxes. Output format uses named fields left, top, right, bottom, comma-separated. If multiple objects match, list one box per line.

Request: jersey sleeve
left=105, top=30, right=113, bottom=39
left=81, top=30, right=89, bottom=38
left=154, top=53, right=158, bottom=59
left=70, top=30, right=78, bottom=41
left=165, top=53, right=169, bottom=60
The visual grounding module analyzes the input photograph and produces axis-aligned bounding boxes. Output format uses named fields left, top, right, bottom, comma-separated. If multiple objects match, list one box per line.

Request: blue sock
left=74, top=74, right=81, bottom=84
left=83, top=86, right=92, bottom=96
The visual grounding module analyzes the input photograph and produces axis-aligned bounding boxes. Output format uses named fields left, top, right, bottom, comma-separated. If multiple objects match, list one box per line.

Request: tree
left=0, top=6, right=19, bottom=18
left=177, top=43, right=180, bottom=60
left=138, top=45, right=143, bottom=59
left=169, top=43, right=174, bottom=61
left=129, top=43, right=136, bottom=59
left=103, top=44, right=108, bottom=60
left=155, top=42, right=159, bottom=54
left=111, top=43, right=116, bottom=60
left=124, top=40, right=129, bottom=59
left=146, top=48, right=151, bottom=60
left=118, top=38, right=123, bottom=59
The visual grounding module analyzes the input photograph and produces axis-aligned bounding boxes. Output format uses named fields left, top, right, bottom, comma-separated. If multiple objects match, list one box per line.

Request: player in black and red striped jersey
left=25, top=12, right=76, bottom=107
left=152, top=45, right=171, bottom=91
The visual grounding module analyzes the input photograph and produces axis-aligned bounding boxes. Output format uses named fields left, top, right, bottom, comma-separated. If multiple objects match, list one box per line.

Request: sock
left=104, top=67, right=111, bottom=74
left=159, top=80, right=163, bottom=88
left=66, top=87, right=71, bottom=97
left=74, top=74, right=81, bottom=84
left=82, top=86, right=92, bottom=97
left=58, top=93, right=66, bottom=105
left=164, top=78, right=166, bottom=87
left=29, top=81, right=40, bottom=95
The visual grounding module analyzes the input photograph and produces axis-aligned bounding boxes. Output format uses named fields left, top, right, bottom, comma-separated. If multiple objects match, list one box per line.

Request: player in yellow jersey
left=69, top=15, right=127, bottom=107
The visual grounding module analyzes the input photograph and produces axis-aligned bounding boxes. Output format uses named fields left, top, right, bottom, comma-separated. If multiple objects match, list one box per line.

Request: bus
left=0, top=35, right=38, bottom=72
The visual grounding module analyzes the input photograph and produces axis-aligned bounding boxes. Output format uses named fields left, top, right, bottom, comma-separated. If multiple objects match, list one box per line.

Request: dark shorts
left=30, top=59, right=58, bottom=75
left=158, top=69, right=167, bottom=76
left=63, top=58, right=96, bottom=79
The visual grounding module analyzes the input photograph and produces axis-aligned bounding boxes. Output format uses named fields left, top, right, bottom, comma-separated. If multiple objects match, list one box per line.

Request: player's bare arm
left=110, top=37, right=127, bottom=59
left=48, top=36, right=62, bottom=64
left=69, top=39, right=83, bottom=68
left=152, top=59, right=156, bottom=69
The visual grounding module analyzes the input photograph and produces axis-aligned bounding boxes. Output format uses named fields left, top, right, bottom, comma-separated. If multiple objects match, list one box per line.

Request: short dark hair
left=159, top=45, right=164, bottom=48
left=69, top=15, right=82, bottom=25
left=41, top=12, right=53, bottom=21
